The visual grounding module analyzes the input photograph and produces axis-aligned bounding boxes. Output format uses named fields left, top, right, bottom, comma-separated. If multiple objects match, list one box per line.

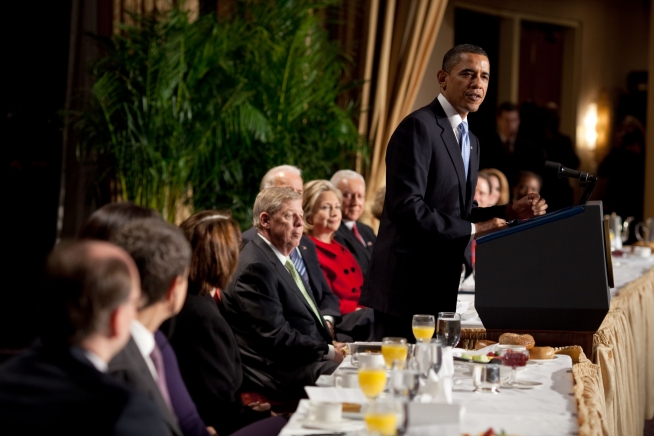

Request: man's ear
left=260, top=212, right=271, bottom=228
left=165, top=275, right=185, bottom=303
left=437, top=69, right=448, bottom=89
left=107, top=307, right=121, bottom=339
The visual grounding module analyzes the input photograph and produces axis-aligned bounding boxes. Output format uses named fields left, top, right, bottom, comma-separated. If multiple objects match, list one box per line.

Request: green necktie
left=284, top=259, right=324, bottom=326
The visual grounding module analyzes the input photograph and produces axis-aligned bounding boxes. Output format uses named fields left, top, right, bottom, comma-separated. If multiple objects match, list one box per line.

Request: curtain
left=355, top=0, right=448, bottom=228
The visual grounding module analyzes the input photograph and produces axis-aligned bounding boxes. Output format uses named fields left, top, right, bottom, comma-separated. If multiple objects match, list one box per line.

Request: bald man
left=0, top=241, right=167, bottom=435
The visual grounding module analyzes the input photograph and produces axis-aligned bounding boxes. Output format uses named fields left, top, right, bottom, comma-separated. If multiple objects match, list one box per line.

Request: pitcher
left=635, top=218, right=654, bottom=243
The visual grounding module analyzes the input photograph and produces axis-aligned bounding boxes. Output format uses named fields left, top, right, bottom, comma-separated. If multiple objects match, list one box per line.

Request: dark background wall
left=2, top=1, right=72, bottom=350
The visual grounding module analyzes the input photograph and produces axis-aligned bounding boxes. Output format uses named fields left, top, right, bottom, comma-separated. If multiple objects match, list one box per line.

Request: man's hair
left=260, top=165, right=302, bottom=191
left=180, top=211, right=241, bottom=295
left=111, top=218, right=191, bottom=309
left=253, top=187, right=302, bottom=230
left=329, top=169, right=365, bottom=190
left=441, top=44, right=488, bottom=73
left=302, top=180, right=342, bottom=233
left=40, top=241, right=133, bottom=345
left=78, top=202, right=160, bottom=241
left=497, top=102, right=519, bottom=117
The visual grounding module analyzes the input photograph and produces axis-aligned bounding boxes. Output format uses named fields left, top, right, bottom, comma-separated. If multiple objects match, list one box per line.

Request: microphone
left=543, top=161, right=596, bottom=183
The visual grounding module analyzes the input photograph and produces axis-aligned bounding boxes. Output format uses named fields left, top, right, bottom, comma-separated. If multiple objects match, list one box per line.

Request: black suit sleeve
left=385, top=116, right=472, bottom=242
left=230, top=261, right=329, bottom=365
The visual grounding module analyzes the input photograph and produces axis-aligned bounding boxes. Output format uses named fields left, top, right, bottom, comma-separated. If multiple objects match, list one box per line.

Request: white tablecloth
left=280, top=355, right=577, bottom=435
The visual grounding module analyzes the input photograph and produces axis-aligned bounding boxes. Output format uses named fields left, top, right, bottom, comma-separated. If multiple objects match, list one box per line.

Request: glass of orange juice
left=412, top=314, right=435, bottom=342
left=363, top=398, right=399, bottom=436
left=381, top=337, right=408, bottom=369
left=358, top=362, right=388, bottom=400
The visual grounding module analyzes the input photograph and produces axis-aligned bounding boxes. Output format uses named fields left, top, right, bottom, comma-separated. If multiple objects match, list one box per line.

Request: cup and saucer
left=300, top=401, right=361, bottom=431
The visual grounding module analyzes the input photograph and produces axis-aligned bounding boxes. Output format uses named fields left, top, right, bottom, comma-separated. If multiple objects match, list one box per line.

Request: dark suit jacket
left=222, top=236, right=339, bottom=398
left=0, top=345, right=167, bottom=436
left=242, top=228, right=341, bottom=322
left=333, top=221, right=376, bottom=276
left=109, top=337, right=181, bottom=436
left=163, top=294, right=265, bottom=435
left=360, top=98, right=506, bottom=318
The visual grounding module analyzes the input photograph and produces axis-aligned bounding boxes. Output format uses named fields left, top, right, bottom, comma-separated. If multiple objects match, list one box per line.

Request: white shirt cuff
left=326, top=344, right=336, bottom=361
left=469, top=222, right=476, bottom=243
left=323, top=315, right=334, bottom=325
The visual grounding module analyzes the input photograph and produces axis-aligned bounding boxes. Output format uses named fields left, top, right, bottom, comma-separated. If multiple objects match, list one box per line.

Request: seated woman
left=302, top=180, right=374, bottom=341
left=480, top=168, right=510, bottom=206
left=163, top=211, right=270, bottom=436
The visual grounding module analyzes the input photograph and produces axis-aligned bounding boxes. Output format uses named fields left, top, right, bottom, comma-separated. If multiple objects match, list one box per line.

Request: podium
left=475, top=201, right=612, bottom=353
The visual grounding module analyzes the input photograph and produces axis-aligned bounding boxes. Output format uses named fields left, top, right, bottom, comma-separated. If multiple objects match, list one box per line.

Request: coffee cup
left=352, top=351, right=385, bottom=368
left=307, top=401, right=342, bottom=423
left=334, top=370, right=359, bottom=388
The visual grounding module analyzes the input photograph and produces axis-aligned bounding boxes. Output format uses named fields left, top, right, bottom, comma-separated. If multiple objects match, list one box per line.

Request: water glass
left=472, top=363, right=500, bottom=393
left=436, top=312, right=461, bottom=347
left=413, top=339, right=443, bottom=380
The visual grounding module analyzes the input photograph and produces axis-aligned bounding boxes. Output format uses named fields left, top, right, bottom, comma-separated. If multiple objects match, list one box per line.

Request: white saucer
left=300, top=418, right=359, bottom=431
left=530, top=355, right=559, bottom=363
left=342, top=411, right=364, bottom=420
left=500, top=380, right=543, bottom=389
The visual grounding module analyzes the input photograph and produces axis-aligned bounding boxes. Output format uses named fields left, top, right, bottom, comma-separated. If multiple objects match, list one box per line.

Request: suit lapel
left=253, top=237, right=328, bottom=335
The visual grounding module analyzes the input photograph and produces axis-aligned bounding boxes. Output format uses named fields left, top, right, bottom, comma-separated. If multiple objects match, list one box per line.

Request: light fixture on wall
left=583, top=103, right=598, bottom=150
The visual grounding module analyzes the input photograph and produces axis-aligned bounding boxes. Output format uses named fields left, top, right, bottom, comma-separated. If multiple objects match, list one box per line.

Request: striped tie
left=289, top=248, right=310, bottom=290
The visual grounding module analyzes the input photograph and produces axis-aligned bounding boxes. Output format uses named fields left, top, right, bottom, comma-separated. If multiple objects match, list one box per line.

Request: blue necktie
left=458, top=121, right=470, bottom=180
left=289, top=248, right=311, bottom=290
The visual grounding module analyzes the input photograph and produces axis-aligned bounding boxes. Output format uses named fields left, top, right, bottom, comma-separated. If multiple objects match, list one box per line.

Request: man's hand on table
left=247, top=401, right=271, bottom=412
left=474, top=218, right=508, bottom=238
left=506, top=193, right=548, bottom=220
left=333, top=342, right=346, bottom=363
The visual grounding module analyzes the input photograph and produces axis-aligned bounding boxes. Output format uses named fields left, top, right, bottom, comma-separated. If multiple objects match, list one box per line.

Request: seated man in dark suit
left=108, top=218, right=192, bottom=436
left=222, top=187, right=344, bottom=399
left=0, top=241, right=167, bottom=435
left=330, top=170, right=376, bottom=276
left=241, top=165, right=341, bottom=338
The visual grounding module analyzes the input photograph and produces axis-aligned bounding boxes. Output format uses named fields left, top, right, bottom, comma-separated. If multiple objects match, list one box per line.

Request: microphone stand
left=578, top=173, right=597, bottom=206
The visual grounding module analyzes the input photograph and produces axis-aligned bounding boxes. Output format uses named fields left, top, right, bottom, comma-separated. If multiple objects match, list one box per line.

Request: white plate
left=342, top=411, right=364, bottom=420
left=300, top=419, right=358, bottom=431
left=529, top=355, right=559, bottom=362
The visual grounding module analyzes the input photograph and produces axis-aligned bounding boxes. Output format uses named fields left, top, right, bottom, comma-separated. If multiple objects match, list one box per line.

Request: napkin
left=456, top=300, right=470, bottom=314
left=407, top=403, right=461, bottom=436
left=420, top=346, right=454, bottom=404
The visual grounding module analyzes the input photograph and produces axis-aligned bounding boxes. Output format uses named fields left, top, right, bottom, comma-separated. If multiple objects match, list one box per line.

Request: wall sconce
left=583, top=103, right=598, bottom=150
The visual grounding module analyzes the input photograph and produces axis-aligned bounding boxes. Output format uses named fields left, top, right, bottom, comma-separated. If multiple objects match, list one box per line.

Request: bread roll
left=474, top=339, right=497, bottom=350
left=342, top=403, right=361, bottom=413
left=498, top=333, right=535, bottom=350
left=529, top=346, right=554, bottom=360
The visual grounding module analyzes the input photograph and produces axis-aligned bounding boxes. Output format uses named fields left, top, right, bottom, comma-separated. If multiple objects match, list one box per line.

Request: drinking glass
left=381, top=337, right=408, bottom=369
left=363, top=398, right=400, bottom=436
left=436, top=312, right=461, bottom=348
left=413, top=339, right=443, bottom=380
left=390, top=365, right=420, bottom=401
left=412, top=314, right=436, bottom=343
left=499, top=347, right=529, bottom=386
left=358, top=362, right=388, bottom=401
left=472, top=363, right=501, bottom=393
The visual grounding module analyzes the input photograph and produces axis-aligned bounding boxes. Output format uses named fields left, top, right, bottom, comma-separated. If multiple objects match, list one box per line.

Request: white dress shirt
left=130, top=320, right=158, bottom=381
left=343, top=220, right=355, bottom=230
left=437, top=93, right=476, bottom=241
left=257, top=233, right=336, bottom=361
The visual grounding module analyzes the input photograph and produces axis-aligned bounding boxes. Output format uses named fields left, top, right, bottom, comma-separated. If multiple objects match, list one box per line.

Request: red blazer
left=308, top=235, right=364, bottom=315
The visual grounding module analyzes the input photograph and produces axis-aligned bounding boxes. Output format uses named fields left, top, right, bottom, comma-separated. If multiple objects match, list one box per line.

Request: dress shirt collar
left=130, top=320, right=155, bottom=360
left=80, top=348, right=108, bottom=373
left=343, top=220, right=355, bottom=230
left=258, top=233, right=290, bottom=265
left=438, top=93, right=466, bottom=131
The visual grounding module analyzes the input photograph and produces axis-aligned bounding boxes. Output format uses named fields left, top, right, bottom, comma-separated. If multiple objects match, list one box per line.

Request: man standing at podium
left=360, top=44, right=547, bottom=340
